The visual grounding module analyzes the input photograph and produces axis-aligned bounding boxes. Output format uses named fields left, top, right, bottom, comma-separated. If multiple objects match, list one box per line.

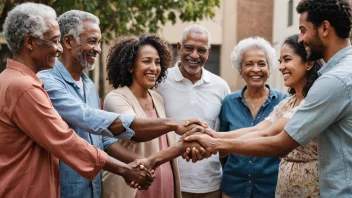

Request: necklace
left=141, top=103, right=151, bottom=110
left=246, top=91, right=268, bottom=109
left=250, top=102, right=258, bottom=109
left=138, top=94, right=153, bottom=111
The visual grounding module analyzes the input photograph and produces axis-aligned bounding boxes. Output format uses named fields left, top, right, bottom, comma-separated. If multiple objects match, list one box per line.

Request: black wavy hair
left=296, top=0, right=352, bottom=38
left=106, top=34, right=173, bottom=89
left=282, top=34, right=322, bottom=97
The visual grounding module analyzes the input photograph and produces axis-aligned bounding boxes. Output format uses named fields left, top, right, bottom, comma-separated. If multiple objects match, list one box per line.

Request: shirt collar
left=172, top=61, right=210, bottom=83
left=318, top=46, right=352, bottom=76
left=6, top=59, right=43, bottom=86
left=232, top=84, right=277, bottom=100
left=54, top=60, right=88, bottom=84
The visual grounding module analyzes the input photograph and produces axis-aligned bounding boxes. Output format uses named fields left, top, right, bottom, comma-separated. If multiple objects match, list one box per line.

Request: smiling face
left=131, top=45, right=161, bottom=89
left=279, top=44, right=311, bottom=89
left=298, top=12, right=324, bottom=61
left=32, top=19, right=62, bottom=71
left=240, top=48, right=270, bottom=88
left=177, top=30, right=210, bottom=75
left=71, top=21, right=101, bottom=70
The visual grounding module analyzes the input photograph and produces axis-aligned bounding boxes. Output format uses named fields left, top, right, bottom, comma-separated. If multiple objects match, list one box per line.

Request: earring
left=29, top=47, right=32, bottom=51
left=307, top=68, right=311, bottom=71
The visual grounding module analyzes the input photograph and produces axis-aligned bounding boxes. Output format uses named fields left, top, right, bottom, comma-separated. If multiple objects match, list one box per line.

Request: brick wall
left=237, top=0, right=274, bottom=43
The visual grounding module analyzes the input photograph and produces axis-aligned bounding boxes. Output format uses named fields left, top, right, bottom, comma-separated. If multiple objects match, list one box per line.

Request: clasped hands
left=180, top=122, right=220, bottom=162
left=124, top=118, right=219, bottom=190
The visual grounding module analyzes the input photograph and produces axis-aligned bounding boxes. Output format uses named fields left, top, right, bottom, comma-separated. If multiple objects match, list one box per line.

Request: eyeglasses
left=182, top=44, right=209, bottom=56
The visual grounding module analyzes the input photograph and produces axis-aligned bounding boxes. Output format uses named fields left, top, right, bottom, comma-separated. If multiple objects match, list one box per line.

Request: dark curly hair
left=296, top=0, right=352, bottom=38
left=106, top=34, right=173, bottom=89
left=282, top=34, right=322, bottom=97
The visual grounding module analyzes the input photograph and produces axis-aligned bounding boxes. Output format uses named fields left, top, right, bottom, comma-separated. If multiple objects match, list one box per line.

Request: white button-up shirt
left=156, top=63, right=230, bottom=193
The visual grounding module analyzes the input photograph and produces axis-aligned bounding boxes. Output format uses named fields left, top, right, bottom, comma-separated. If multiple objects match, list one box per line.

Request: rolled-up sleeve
left=285, top=75, right=350, bottom=145
left=11, top=87, right=108, bottom=180
left=40, top=77, right=135, bottom=140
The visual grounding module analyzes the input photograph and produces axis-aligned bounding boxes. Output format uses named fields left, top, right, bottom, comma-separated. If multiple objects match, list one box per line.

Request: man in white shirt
left=156, top=24, right=230, bottom=198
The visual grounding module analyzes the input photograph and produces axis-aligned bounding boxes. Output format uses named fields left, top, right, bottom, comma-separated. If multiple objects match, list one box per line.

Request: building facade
left=1, top=0, right=303, bottom=97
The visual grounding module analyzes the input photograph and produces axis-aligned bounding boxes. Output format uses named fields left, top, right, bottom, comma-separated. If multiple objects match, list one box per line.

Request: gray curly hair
left=231, top=37, right=276, bottom=74
left=3, top=2, right=57, bottom=53
left=57, top=10, right=99, bottom=44
left=180, top=24, right=211, bottom=47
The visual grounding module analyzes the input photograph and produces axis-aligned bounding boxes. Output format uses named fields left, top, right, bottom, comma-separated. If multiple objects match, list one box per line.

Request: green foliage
left=0, top=0, right=220, bottom=42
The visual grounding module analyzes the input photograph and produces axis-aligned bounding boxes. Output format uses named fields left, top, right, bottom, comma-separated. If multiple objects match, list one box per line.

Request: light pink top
left=135, top=108, right=175, bottom=198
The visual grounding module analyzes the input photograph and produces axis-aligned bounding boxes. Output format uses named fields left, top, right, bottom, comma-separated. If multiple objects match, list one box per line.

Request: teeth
left=251, top=76, right=260, bottom=79
left=283, top=73, right=291, bottom=77
left=188, top=60, right=198, bottom=64
left=146, top=74, right=155, bottom=78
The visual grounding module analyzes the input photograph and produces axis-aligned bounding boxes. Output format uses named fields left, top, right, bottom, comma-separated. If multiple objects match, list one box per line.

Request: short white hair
left=231, top=37, right=276, bottom=73
left=180, top=24, right=211, bottom=46
left=3, top=2, right=56, bottom=53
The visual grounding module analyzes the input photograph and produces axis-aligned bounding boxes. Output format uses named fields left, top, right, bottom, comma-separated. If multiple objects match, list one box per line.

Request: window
left=288, top=0, right=294, bottom=26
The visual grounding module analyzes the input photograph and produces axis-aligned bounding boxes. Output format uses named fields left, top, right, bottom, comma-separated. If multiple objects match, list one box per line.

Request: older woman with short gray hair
left=219, top=37, right=287, bottom=198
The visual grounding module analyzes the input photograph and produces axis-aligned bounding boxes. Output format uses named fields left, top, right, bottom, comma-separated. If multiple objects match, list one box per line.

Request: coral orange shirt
left=0, top=59, right=108, bottom=197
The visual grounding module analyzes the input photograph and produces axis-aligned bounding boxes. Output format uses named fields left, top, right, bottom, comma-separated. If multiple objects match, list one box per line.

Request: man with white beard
left=38, top=10, right=207, bottom=198
left=156, top=24, right=231, bottom=198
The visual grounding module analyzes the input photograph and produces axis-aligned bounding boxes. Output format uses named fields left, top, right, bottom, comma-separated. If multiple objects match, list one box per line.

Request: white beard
left=77, top=52, right=95, bottom=71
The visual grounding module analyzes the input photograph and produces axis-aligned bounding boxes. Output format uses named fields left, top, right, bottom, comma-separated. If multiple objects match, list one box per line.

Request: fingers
left=130, top=159, right=140, bottom=168
left=184, top=118, right=208, bottom=128
left=184, top=134, right=199, bottom=141
left=192, top=147, right=204, bottom=163
left=204, top=150, right=213, bottom=158
left=151, top=170, right=156, bottom=179
left=128, top=181, right=139, bottom=189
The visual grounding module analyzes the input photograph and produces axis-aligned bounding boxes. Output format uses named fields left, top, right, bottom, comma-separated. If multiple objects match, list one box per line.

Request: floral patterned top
left=266, top=95, right=319, bottom=197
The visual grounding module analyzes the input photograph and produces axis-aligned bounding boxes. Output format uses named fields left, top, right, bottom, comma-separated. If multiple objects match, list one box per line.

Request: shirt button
left=249, top=160, right=253, bottom=164
left=248, top=174, right=251, bottom=177
left=249, top=181, right=251, bottom=183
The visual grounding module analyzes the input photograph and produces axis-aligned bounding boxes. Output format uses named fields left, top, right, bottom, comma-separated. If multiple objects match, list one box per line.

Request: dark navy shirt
left=220, top=85, right=287, bottom=198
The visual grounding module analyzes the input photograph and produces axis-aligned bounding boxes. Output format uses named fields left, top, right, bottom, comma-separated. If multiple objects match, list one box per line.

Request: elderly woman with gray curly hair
left=218, top=37, right=287, bottom=198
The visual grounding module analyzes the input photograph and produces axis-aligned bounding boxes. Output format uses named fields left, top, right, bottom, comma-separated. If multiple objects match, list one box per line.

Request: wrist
left=119, top=164, right=131, bottom=179
left=214, top=138, right=224, bottom=152
left=216, top=132, right=223, bottom=139
left=147, top=156, right=158, bottom=169
left=168, top=118, right=184, bottom=132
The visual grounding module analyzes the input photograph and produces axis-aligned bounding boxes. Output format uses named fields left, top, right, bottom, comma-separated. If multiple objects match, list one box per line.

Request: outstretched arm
left=237, top=118, right=289, bottom=139
left=131, top=139, right=212, bottom=170
left=184, top=130, right=299, bottom=158
left=217, top=120, right=273, bottom=139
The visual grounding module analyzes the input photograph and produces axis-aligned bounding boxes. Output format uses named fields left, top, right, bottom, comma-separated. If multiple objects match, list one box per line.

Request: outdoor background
left=0, top=0, right=304, bottom=98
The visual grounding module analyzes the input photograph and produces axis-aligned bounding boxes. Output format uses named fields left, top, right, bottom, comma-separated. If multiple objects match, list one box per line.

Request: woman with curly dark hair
left=102, top=34, right=180, bottom=198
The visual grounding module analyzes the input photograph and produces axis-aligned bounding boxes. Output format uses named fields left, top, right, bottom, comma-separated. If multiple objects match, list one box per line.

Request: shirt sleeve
left=285, top=75, right=351, bottom=145
left=11, top=87, right=108, bottom=181
left=41, top=77, right=135, bottom=140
